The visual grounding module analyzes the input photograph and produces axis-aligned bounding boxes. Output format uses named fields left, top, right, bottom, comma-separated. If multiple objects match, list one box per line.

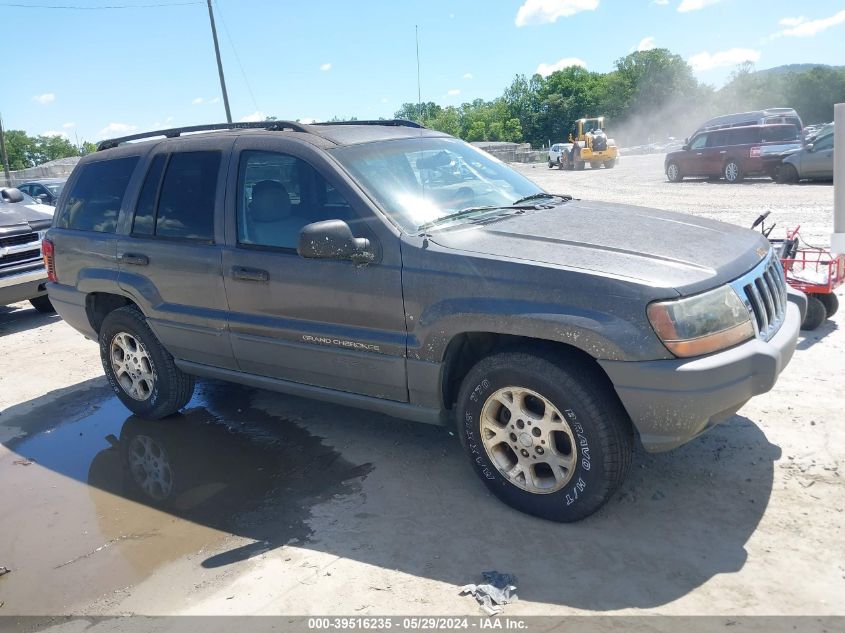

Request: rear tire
left=456, top=350, right=633, bottom=522
left=818, top=293, right=839, bottom=319
left=590, top=161, right=602, bottom=170
left=724, top=159, right=743, bottom=183
left=604, top=159, right=616, bottom=169
left=548, top=159, right=554, bottom=168
left=29, top=295, right=55, bottom=313
left=99, top=305, right=195, bottom=418
left=801, top=295, right=827, bottom=330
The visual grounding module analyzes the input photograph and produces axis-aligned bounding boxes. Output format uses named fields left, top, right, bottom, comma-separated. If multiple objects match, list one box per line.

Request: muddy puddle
left=0, top=381, right=371, bottom=614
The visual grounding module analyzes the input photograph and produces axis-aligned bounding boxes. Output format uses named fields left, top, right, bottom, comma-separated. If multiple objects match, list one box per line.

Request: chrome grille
left=731, top=252, right=788, bottom=341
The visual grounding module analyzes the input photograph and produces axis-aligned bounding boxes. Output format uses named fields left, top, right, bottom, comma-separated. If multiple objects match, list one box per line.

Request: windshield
left=45, top=182, right=64, bottom=195
left=329, top=137, right=543, bottom=232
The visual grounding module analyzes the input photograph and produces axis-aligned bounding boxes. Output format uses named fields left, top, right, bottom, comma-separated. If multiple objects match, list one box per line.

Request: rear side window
left=762, top=126, right=799, bottom=143
left=130, top=151, right=220, bottom=241
left=56, top=156, right=139, bottom=233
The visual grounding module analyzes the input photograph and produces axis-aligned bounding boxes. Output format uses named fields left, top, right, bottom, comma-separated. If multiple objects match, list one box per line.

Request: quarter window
left=689, top=135, right=707, bottom=150
left=56, top=157, right=139, bottom=233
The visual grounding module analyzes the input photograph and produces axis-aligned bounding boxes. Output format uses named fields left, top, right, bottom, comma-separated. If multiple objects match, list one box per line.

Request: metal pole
left=207, top=0, right=232, bottom=124
left=832, top=103, right=845, bottom=255
left=0, top=114, right=11, bottom=188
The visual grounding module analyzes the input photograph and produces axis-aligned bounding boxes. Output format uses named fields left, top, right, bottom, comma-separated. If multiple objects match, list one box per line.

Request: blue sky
left=3, top=0, right=844, bottom=143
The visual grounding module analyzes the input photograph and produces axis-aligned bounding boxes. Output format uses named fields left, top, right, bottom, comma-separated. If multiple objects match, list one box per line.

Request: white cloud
left=678, top=0, right=723, bottom=13
left=777, top=9, right=845, bottom=37
left=299, top=117, right=317, bottom=124
left=209, top=96, right=220, bottom=104
left=42, top=131, right=67, bottom=138
left=688, top=48, right=761, bottom=72
left=239, top=111, right=265, bottom=122
left=515, top=0, right=599, bottom=27
left=99, top=122, right=138, bottom=138
left=62, top=121, right=75, bottom=129
left=192, top=97, right=204, bottom=105
left=32, top=93, right=55, bottom=105
left=380, top=97, right=389, bottom=103
left=636, top=36, right=656, bottom=51
left=535, top=57, right=587, bottom=77
left=652, top=0, right=669, bottom=4
left=462, top=72, right=474, bottom=80
left=447, top=89, right=461, bottom=96
left=320, top=62, right=332, bottom=71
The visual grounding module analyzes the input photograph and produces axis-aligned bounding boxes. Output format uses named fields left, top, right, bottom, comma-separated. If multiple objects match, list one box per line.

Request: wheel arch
left=85, top=292, right=141, bottom=335
left=439, top=331, right=618, bottom=412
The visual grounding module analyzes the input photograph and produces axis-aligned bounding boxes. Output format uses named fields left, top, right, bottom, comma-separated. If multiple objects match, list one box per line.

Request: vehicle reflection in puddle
left=0, top=381, right=371, bottom=613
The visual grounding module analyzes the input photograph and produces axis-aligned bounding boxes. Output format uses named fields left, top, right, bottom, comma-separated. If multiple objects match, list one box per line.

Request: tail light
left=750, top=146, right=761, bottom=158
left=42, top=238, right=57, bottom=282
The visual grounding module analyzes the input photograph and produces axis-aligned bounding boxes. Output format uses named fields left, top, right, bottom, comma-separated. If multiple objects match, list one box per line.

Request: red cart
left=752, top=213, right=843, bottom=330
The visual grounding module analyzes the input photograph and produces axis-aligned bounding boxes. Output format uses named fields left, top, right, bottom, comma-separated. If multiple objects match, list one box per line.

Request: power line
left=0, top=2, right=202, bottom=9
left=213, top=0, right=259, bottom=113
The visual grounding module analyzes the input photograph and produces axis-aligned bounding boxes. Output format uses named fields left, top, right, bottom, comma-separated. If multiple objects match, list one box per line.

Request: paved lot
left=0, top=154, right=842, bottom=618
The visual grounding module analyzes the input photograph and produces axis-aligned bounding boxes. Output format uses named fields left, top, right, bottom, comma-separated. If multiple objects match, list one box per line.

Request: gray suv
left=45, top=120, right=804, bottom=522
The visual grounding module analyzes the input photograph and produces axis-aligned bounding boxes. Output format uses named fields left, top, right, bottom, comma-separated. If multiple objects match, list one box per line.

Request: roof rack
left=316, top=119, right=425, bottom=129
left=96, top=120, right=313, bottom=151
left=96, top=118, right=427, bottom=151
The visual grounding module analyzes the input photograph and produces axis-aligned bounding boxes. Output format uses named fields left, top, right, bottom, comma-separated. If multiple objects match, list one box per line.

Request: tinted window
left=761, top=126, right=800, bottom=143
left=155, top=151, right=220, bottom=241
left=237, top=151, right=356, bottom=250
left=690, top=134, right=708, bottom=150
left=132, top=154, right=166, bottom=236
left=57, top=157, right=138, bottom=233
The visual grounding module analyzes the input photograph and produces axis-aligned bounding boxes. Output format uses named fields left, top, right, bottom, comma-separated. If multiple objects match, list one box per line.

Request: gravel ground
left=512, top=153, right=834, bottom=247
left=0, top=154, right=842, bottom=623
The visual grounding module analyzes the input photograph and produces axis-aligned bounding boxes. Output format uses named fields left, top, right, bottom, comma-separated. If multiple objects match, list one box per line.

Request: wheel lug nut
left=535, top=447, right=544, bottom=455
left=520, top=449, right=529, bottom=458
left=509, top=433, right=517, bottom=442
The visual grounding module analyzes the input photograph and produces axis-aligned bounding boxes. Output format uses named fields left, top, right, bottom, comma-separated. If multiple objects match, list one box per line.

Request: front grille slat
left=0, top=233, right=38, bottom=248
left=0, top=249, right=41, bottom=268
left=735, top=253, right=788, bottom=341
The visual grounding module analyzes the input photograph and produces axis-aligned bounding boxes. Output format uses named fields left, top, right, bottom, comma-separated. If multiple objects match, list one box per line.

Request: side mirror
left=297, top=220, right=373, bottom=265
left=682, top=144, right=690, bottom=151
left=805, top=143, right=815, bottom=152
left=0, top=187, right=24, bottom=203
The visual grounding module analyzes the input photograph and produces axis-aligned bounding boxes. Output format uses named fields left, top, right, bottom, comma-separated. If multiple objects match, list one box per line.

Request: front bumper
left=599, top=289, right=805, bottom=452
left=0, top=267, right=48, bottom=305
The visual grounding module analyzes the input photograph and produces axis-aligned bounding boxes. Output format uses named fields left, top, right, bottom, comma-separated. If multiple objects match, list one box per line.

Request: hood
left=0, top=200, right=54, bottom=234
left=428, top=200, right=771, bottom=295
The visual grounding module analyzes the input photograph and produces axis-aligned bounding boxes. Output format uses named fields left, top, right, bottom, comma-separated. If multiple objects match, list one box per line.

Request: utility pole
left=0, top=114, right=11, bottom=188
left=206, top=0, right=232, bottom=123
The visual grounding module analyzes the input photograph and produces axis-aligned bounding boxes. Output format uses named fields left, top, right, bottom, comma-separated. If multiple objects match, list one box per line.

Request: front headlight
left=647, top=285, right=754, bottom=358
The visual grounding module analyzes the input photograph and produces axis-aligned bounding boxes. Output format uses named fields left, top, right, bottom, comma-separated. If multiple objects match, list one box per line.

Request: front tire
left=456, top=350, right=633, bottom=522
left=99, top=305, right=195, bottom=418
left=29, top=295, right=55, bottom=313
left=604, top=159, right=616, bottom=169
left=724, top=159, right=743, bottom=183
left=666, top=162, right=682, bottom=182
left=778, top=164, right=799, bottom=184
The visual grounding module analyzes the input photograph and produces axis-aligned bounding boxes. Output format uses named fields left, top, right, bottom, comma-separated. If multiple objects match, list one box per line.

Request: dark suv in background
left=665, top=124, right=801, bottom=183
left=45, top=121, right=803, bottom=522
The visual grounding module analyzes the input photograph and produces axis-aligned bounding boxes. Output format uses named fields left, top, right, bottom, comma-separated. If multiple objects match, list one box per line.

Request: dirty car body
left=45, top=121, right=804, bottom=521
left=0, top=187, right=54, bottom=307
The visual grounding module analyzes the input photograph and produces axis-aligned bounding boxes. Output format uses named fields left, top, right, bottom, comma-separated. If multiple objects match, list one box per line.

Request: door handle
left=232, top=266, right=269, bottom=282
left=120, top=253, right=149, bottom=266
left=720, top=150, right=727, bottom=154
left=696, top=152, right=703, bottom=156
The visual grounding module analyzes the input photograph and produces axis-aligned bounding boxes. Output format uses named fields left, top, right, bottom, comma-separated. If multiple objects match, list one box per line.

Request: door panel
left=222, top=139, right=408, bottom=401
left=117, top=138, right=236, bottom=370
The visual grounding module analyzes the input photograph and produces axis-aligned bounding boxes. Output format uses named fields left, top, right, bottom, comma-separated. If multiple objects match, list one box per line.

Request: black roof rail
left=315, top=119, right=425, bottom=129
left=96, top=120, right=313, bottom=151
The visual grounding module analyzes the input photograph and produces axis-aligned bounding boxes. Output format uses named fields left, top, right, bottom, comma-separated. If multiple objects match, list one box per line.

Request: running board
left=175, top=359, right=448, bottom=426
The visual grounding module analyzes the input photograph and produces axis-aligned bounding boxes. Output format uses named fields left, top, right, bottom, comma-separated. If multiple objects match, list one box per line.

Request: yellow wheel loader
left=560, top=117, right=619, bottom=170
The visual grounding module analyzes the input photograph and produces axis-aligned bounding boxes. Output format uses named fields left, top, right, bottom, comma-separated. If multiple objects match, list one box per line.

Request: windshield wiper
left=511, top=192, right=570, bottom=205
left=417, top=206, right=505, bottom=232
